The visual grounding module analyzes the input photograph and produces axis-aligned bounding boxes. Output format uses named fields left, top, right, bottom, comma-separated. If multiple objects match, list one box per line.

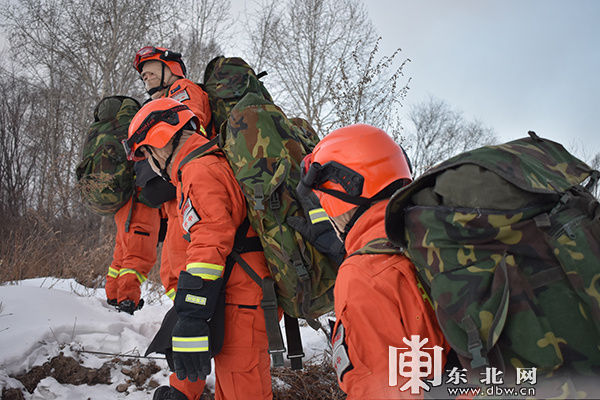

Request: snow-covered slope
left=0, top=278, right=330, bottom=399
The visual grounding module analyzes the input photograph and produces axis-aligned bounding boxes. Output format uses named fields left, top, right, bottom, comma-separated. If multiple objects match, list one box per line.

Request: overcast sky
left=368, top=0, right=600, bottom=157
left=232, top=0, right=599, bottom=159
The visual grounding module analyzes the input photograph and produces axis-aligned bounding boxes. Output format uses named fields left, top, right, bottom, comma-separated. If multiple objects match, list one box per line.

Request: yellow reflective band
left=107, top=267, right=120, bottom=279
left=172, top=346, right=209, bottom=352
left=166, top=288, right=176, bottom=301
left=119, top=269, right=148, bottom=284
left=186, top=262, right=224, bottom=280
left=308, top=208, right=329, bottom=224
left=172, top=336, right=209, bottom=352
left=185, top=294, right=207, bottom=305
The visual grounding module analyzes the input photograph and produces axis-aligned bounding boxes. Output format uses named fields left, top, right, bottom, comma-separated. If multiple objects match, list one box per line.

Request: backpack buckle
left=254, top=184, right=264, bottom=210
left=270, top=191, right=281, bottom=210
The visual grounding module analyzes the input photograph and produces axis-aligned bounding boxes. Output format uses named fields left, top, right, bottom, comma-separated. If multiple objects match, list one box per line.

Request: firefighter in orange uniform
left=294, top=124, right=448, bottom=399
left=131, top=46, right=215, bottom=400
left=133, top=46, right=211, bottom=128
left=105, top=191, right=160, bottom=314
left=132, top=46, right=214, bottom=303
left=124, top=98, right=273, bottom=400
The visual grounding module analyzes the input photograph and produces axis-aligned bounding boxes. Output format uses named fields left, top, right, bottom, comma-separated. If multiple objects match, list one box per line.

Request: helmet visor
left=124, top=104, right=188, bottom=161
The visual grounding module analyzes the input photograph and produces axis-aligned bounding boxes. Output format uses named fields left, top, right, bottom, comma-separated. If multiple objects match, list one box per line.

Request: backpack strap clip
left=261, top=277, right=286, bottom=367
left=254, top=184, right=265, bottom=210
left=463, top=315, right=488, bottom=369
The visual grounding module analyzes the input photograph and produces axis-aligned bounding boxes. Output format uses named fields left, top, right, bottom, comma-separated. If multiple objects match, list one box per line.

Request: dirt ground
left=5, top=353, right=344, bottom=399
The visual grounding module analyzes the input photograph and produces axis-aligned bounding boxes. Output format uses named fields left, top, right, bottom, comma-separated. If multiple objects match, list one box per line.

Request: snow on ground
left=0, top=278, right=331, bottom=399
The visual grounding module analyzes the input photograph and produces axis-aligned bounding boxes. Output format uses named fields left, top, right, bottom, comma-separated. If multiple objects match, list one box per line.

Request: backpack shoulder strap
left=176, top=136, right=220, bottom=183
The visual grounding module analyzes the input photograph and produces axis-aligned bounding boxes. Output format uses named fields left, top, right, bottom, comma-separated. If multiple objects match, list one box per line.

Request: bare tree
left=0, top=0, right=179, bottom=217
left=406, top=97, right=497, bottom=177
left=247, top=0, right=378, bottom=134
left=1, top=0, right=173, bottom=99
left=0, top=69, right=39, bottom=217
left=167, top=0, right=232, bottom=82
left=329, top=38, right=411, bottom=141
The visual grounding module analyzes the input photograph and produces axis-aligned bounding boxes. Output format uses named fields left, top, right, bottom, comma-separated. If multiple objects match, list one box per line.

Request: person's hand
left=172, top=317, right=211, bottom=381
left=288, top=193, right=345, bottom=266
left=116, top=298, right=144, bottom=315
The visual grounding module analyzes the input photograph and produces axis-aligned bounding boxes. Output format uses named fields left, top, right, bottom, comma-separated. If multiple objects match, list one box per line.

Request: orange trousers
left=170, top=304, right=272, bottom=400
left=105, top=196, right=160, bottom=304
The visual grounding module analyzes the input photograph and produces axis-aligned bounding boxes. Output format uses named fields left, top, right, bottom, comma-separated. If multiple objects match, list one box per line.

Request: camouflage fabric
left=75, top=96, right=140, bottom=215
left=385, top=132, right=600, bottom=382
left=220, top=92, right=336, bottom=319
left=203, top=56, right=273, bottom=135
left=289, top=117, right=320, bottom=151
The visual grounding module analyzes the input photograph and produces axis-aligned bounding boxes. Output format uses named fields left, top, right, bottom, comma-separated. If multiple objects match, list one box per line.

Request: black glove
left=172, top=316, right=211, bottom=381
left=171, top=271, right=223, bottom=381
left=107, top=298, right=118, bottom=308
left=116, top=298, right=144, bottom=315
left=288, top=193, right=345, bottom=266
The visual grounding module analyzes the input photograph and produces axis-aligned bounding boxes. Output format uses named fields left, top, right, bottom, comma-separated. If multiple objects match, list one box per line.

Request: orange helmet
left=297, top=124, right=412, bottom=219
left=123, top=98, right=199, bottom=162
left=133, top=46, right=187, bottom=77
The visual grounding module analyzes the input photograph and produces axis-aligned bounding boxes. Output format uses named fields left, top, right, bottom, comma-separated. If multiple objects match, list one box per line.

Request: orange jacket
left=106, top=193, right=160, bottom=304
left=166, top=78, right=211, bottom=130
left=331, top=200, right=448, bottom=400
left=159, top=199, right=190, bottom=301
left=170, top=133, right=270, bottom=305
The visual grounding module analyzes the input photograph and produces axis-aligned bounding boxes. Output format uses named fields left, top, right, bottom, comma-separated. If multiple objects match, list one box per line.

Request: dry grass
left=271, top=357, right=346, bottom=400
left=0, top=211, right=161, bottom=288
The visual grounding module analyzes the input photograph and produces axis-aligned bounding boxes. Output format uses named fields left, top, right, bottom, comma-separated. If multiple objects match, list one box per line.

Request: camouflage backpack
left=385, top=131, right=600, bottom=383
left=200, top=56, right=336, bottom=320
left=76, top=96, right=140, bottom=215
left=203, top=56, right=273, bottom=135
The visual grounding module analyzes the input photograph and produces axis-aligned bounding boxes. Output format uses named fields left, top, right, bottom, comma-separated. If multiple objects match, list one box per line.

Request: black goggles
left=122, top=105, right=188, bottom=161
left=297, top=157, right=365, bottom=202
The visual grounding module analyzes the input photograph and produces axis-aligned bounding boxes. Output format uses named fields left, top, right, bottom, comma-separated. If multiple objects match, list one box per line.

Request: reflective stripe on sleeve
left=309, top=208, right=329, bottom=224
left=172, top=336, right=209, bottom=352
left=166, top=288, right=176, bottom=301
left=119, top=268, right=148, bottom=284
left=186, top=263, right=224, bottom=280
left=107, top=267, right=120, bottom=279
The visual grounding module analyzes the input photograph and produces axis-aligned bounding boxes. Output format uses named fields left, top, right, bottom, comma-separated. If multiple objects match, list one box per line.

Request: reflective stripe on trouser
left=119, top=268, right=147, bottom=284
left=172, top=336, right=209, bottom=352
left=107, top=266, right=120, bottom=279
left=166, top=288, right=176, bottom=301
left=186, top=263, right=224, bottom=280
left=309, top=208, right=329, bottom=224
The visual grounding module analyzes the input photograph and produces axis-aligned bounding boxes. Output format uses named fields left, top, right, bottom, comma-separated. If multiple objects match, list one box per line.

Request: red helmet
left=133, top=46, right=187, bottom=77
left=123, top=98, right=199, bottom=162
left=298, top=124, right=412, bottom=218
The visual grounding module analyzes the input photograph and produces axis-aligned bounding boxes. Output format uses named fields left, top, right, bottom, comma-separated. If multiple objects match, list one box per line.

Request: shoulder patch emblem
left=170, top=85, right=181, bottom=94
left=171, top=89, right=190, bottom=103
left=181, top=197, right=201, bottom=233
left=331, top=321, right=352, bottom=382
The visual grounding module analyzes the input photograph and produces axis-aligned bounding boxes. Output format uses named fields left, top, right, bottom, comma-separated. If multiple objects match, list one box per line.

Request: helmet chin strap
left=154, top=130, right=184, bottom=182
left=149, top=153, right=171, bottom=182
